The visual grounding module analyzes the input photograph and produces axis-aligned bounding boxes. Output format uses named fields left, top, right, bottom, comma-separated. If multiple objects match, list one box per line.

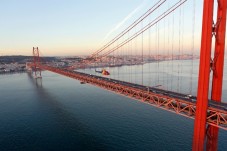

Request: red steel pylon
left=33, top=47, right=42, bottom=78
left=193, top=0, right=227, bottom=151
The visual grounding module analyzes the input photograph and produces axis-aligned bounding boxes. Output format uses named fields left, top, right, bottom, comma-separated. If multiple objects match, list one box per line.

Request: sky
left=0, top=0, right=209, bottom=56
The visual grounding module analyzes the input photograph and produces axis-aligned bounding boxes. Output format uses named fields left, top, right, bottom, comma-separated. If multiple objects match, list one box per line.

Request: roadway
left=65, top=69, right=227, bottom=112
left=28, top=64, right=227, bottom=129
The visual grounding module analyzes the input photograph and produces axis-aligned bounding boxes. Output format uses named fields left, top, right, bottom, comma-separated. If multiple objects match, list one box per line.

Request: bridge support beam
left=206, top=0, right=227, bottom=151
left=193, top=0, right=227, bottom=151
left=192, top=0, right=214, bottom=150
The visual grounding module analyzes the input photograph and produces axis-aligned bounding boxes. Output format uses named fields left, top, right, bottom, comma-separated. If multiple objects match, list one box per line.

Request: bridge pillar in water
left=33, top=47, right=42, bottom=79
left=193, top=0, right=227, bottom=151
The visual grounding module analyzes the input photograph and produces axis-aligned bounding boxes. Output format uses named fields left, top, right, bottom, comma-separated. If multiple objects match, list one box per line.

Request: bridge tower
left=32, top=47, right=42, bottom=79
left=193, top=0, right=227, bottom=151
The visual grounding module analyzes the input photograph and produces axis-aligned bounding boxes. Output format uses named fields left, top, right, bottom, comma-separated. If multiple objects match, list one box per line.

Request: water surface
left=0, top=60, right=227, bottom=151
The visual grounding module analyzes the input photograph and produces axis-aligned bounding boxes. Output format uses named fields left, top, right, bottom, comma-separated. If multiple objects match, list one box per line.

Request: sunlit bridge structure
left=26, top=0, right=227, bottom=150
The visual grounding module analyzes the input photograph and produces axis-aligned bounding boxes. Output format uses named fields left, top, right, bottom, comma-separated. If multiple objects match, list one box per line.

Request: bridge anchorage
left=27, top=0, right=227, bottom=150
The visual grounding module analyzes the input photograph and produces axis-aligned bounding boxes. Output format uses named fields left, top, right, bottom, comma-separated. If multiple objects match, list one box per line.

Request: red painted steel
left=32, top=47, right=42, bottom=78
left=192, top=0, right=214, bottom=150
left=207, top=0, right=227, bottom=150
left=193, top=0, right=227, bottom=150
left=27, top=63, right=227, bottom=131
left=28, top=1, right=227, bottom=150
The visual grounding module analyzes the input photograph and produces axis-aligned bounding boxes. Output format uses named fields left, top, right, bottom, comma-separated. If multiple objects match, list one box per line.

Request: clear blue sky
left=0, top=0, right=205, bottom=56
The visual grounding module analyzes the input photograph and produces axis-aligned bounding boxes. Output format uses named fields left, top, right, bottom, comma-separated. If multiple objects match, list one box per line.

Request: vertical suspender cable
left=123, top=41, right=125, bottom=81
left=167, top=1, right=170, bottom=90
left=149, top=23, right=151, bottom=87
left=163, top=12, right=166, bottom=88
left=142, top=21, right=144, bottom=85
left=135, top=26, right=137, bottom=84
left=190, top=0, right=196, bottom=94
left=179, top=6, right=184, bottom=93
left=128, top=32, right=130, bottom=83
left=156, top=23, right=158, bottom=86
left=181, top=5, right=184, bottom=93
left=113, top=41, right=115, bottom=79
left=177, top=7, right=181, bottom=92
left=158, top=22, right=160, bottom=85
left=118, top=41, right=120, bottom=80
left=130, top=32, right=132, bottom=83
left=131, top=35, right=132, bottom=83
left=171, top=11, right=175, bottom=91
left=129, top=32, right=131, bottom=83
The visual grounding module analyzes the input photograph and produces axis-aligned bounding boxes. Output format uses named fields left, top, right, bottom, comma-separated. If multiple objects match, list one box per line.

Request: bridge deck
left=35, top=64, right=227, bottom=130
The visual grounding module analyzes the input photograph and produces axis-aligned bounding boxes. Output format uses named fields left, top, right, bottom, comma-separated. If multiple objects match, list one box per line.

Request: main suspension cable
left=98, top=0, right=187, bottom=60
left=90, top=0, right=166, bottom=59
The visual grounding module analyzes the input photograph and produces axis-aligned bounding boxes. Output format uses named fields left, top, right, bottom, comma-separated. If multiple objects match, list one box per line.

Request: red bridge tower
left=32, top=47, right=42, bottom=79
left=193, top=0, right=227, bottom=151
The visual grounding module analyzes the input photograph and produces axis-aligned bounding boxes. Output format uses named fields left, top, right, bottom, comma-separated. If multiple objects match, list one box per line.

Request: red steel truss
left=27, top=63, right=227, bottom=131
left=28, top=2, right=227, bottom=150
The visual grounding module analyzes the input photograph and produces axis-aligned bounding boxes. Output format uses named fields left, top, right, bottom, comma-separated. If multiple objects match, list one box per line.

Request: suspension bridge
left=27, top=0, right=227, bottom=150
